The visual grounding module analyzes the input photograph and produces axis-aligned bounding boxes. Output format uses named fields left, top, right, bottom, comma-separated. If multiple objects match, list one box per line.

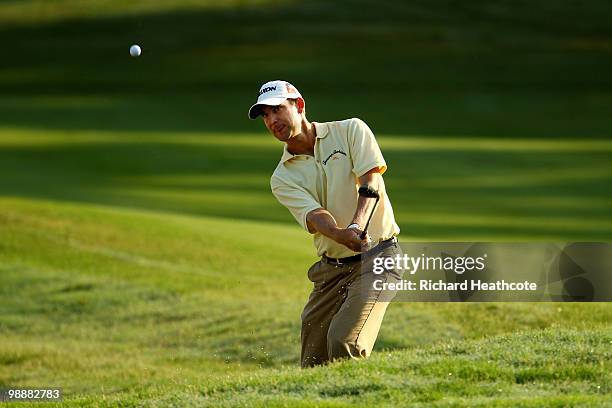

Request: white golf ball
left=129, top=44, right=142, bottom=57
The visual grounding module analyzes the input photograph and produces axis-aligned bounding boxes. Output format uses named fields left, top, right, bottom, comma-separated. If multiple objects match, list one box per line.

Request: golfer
left=248, top=80, right=402, bottom=367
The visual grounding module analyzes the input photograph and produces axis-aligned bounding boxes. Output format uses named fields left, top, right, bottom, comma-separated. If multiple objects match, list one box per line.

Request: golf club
left=358, top=185, right=380, bottom=239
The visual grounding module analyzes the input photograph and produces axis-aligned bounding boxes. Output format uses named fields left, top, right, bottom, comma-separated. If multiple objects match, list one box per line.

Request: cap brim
left=248, top=97, right=287, bottom=119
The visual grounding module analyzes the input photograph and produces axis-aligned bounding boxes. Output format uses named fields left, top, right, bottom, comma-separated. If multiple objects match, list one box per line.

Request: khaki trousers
left=300, top=241, right=402, bottom=368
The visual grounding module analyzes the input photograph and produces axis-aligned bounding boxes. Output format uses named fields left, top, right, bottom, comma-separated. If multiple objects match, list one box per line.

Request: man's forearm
left=351, top=196, right=376, bottom=228
left=307, top=208, right=367, bottom=252
left=351, top=170, right=383, bottom=228
left=306, top=208, right=342, bottom=239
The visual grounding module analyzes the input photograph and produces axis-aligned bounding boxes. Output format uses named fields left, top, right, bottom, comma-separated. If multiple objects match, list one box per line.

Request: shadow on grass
left=2, top=91, right=612, bottom=138
left=1, top=0, right=612, bottom=136
left=1, top=137, right=611, bottom=239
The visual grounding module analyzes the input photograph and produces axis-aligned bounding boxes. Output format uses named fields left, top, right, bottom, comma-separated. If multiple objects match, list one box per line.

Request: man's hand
left=332, top=227, right=369, bottom=252
left=306, top=208, right=370, bottom=252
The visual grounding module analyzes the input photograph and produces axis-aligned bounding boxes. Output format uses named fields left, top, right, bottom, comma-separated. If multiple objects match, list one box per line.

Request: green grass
left=1, top=1, right=612, bottom=132
left=1, top=128, right=610, bottom=240
left=1, top=127, right=611, bottom=405
left=161, top=328, right=612, bottom=407
left=1, top=0, right=611, bottom=405
left=8, top=326, right=608, bottom=406
left=0, top=0, right=288, bottom=27
left=1, top=196, right=611, bottom=406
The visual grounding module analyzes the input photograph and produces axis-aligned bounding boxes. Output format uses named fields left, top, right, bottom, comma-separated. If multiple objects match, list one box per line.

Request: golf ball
left=129, top=44, right=141, bottom=57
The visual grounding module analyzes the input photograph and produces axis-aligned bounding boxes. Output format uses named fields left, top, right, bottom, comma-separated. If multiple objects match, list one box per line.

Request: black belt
left=322, top=237, right=397, bottom=266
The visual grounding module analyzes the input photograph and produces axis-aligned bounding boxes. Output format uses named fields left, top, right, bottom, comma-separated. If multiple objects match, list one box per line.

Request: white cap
left=248, top=80, right=302, bottom=119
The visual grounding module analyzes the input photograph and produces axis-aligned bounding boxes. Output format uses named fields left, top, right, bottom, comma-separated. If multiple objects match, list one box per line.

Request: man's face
left=260, top=100, right=301, bottom=142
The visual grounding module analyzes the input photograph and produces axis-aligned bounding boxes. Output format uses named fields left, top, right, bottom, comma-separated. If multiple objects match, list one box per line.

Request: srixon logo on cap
left=259, top=86, right=277, bottom=96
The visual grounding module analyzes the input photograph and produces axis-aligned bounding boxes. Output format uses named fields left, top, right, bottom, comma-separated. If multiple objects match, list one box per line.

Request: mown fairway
left=2, top=129, right=611, bottom=406
left=1, top=0, right=611, bottom=406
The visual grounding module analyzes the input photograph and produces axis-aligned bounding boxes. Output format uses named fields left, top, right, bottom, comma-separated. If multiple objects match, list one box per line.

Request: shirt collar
left=313, top=122, right=329, bottom=139
left=279, top=122, right=330, bottom=164
left=280, top=144, right=295, bottom=164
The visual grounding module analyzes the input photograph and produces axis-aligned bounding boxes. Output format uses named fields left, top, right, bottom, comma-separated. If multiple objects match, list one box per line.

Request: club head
left=358, top=185, right=379, bottom=198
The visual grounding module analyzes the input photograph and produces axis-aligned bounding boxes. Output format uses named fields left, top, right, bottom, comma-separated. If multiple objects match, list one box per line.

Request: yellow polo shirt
left=270, top=118, right=400, bottom=258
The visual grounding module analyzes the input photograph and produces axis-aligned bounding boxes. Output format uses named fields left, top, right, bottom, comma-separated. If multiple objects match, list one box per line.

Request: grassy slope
left=1, top=129, right=611, bottom=240
left=1, top=196, right=611, bottom=406
left=165, top=329, right=612, bottom=407
left=1, top=129, right=611, bottom=406
left=1, top=0, right=612, bottom=138
left=1, top=0, right=611, bottom=406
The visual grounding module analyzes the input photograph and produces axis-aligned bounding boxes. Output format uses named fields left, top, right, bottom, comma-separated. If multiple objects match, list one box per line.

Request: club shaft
left=360, top=197, right=379, bottom=239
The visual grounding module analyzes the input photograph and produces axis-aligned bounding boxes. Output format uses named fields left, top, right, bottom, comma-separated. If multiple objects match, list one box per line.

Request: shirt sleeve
left=271, top=176, right=322, bottom=233
left=347, top=118, right=387, bottom=177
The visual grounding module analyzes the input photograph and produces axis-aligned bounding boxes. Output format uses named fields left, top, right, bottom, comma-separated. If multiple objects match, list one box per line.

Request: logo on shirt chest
left=322, top=149, right=347, bottom=165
